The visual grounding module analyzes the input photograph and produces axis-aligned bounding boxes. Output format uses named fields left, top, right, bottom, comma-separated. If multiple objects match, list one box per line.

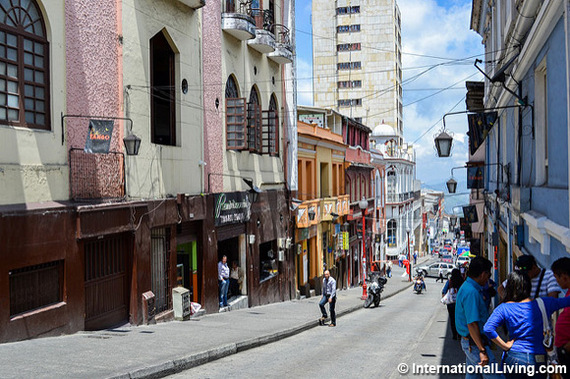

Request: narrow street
left=168, top=273, right=465, bottom=379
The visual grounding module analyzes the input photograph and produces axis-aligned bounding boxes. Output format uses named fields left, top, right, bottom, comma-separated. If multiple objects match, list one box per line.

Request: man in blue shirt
left=319, top=270, right=337, bottom=327
left=455, top=256, right=503, bottom=378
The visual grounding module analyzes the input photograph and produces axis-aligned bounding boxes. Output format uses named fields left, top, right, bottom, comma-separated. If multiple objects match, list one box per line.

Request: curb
left=111, top=281, right=415, bottom=379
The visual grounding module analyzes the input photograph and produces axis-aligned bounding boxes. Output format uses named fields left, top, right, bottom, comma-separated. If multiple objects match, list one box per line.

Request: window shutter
left=247, top=102, right=262, bottom=152
left=226, top=98, right=246, bottom=150
left=262, top=109, right=279, bottom=156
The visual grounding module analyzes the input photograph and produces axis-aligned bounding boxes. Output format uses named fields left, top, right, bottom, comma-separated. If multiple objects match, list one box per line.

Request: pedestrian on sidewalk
left=552, top=257, right=570, bottom=378
left=387, top=260, right=392, bottom=278
left=484, top=270, right=570, bottom=378
left=413, top=251, right=417, bottom=265
left=218, top=255, right=230, bottom=307
left=497, top=254, right=561, bottom=300
left=319, top=270, right=337, bottom=327
left=455, top=256, right=503, bottom=378
left=441, top=268, right=463, bottom=340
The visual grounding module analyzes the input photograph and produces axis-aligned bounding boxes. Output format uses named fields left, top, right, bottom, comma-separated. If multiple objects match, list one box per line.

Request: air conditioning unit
left=278, top=249, right=285, bottom=261
left=285, top=237, right=292, bottom=249
left=277, top=238, right=286, bottom=249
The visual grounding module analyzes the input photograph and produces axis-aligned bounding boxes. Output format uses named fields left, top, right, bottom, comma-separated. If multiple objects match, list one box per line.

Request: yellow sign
left=343, top=231, right=349, bottom=250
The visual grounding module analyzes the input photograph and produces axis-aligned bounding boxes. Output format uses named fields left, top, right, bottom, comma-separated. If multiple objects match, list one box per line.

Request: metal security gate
left=84, top=235, right=129, bottom=330
left=151, top=228, right=171, bottom=313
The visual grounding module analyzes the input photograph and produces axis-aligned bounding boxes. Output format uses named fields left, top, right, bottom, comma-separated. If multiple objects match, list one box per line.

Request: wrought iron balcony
left=222, top=0, right=256, bottom=40
left=248, top=9, right=276, bottom=53
left=268, top=24, right=293, bottom=64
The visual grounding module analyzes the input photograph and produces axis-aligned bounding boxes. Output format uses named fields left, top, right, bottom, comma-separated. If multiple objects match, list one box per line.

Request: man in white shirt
left=318, top=270, right=337, bottom=327
left=218, top=255, right=230, bottom=307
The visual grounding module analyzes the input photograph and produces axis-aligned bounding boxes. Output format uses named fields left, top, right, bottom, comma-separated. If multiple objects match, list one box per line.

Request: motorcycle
left=364, top=272, right=387, bottom=308
left=413, top=270, right=425, bottom=294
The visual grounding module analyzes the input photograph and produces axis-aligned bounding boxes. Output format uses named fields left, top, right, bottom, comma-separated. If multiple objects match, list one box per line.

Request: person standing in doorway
left=319, top=270, right=337, bottom=327
left=218, top=255, right=230, bottom=307
left=229, top=260, right=243, bottom=297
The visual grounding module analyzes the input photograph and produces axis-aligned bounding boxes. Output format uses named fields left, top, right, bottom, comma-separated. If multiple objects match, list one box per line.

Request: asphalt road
left=167, top=274, right=466, bottom=379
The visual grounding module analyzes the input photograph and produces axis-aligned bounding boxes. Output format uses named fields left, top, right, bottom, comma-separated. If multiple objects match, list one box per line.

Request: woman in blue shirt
left=484, top=271, right=570, bottom=378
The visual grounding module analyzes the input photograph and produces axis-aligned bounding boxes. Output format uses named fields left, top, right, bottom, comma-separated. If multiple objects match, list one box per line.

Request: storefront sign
left=299, top=113, right=324, bottom=128
left=214, top=192, right=251, bottom=227
left=84, top=119, right=114, bottom=153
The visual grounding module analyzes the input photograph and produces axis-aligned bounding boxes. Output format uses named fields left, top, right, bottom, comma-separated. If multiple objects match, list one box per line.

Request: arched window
left=262, top=93, right=279, bottom=155
left=387, top=219, right=397, bottom=247
left=150, top=31, right=175, bottom=145
left=225, top=75, right=246, bottom=149
left=0, top=0, right=49, bottom=129
left=247, top=86, right=261, bottom=152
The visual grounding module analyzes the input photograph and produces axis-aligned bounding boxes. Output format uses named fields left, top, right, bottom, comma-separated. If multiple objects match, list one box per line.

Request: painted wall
left=122, top=0, right=204, bottom=198
left=0, top=1, right=68, bottom=205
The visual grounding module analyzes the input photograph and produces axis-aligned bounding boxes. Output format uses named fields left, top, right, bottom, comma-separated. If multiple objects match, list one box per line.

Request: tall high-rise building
left=312, top=0, right=403, bottom=139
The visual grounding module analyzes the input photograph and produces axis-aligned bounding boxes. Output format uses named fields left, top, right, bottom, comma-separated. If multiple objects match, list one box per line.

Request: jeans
left=502, top=350, right=546, bottom=379
left=319, top=295, right=336, bottom=325
left=460, top=338, right=504, bottom=379
left=446, top=304, right=457, bottom=339
left=387, top=268, right=392, bottom=278
left=218, top=279, right=229, bottom=306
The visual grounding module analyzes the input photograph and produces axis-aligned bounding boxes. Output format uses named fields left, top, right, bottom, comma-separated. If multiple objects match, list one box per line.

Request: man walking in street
left=455, top=256, right=503, bottom=378
left=319, top=270, right=337, bottom=327
left=218, top=255, right=230, bottom=307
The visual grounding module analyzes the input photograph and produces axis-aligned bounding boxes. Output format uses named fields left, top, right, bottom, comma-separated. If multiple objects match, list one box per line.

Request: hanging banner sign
left=214, top=192, right=251, bottom=227
left=84, top=119, right=114, bottom=154
left=463, top=205, right=479, bottom=224
left=467, top=111, right=497, bottom=155
left=467, top=165, right=484, bottom=189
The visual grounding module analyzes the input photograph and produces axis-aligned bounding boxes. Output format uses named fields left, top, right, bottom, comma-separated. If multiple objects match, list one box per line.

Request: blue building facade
left=470, top=0, right=570, bottom=285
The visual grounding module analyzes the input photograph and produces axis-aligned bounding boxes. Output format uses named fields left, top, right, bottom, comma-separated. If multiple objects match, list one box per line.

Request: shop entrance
left=217, top=235, right=247, bottom=297
left=176, top=240, right=200, bottom=303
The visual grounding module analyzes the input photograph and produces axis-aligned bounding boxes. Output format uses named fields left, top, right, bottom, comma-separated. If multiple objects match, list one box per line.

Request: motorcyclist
left=414, top=269, right=426, bottom=292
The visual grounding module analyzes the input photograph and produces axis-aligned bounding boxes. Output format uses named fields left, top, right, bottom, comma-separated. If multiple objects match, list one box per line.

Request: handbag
left=536, top=298, right=563, bottom=379
left=440, top=287, right=456, bottom=305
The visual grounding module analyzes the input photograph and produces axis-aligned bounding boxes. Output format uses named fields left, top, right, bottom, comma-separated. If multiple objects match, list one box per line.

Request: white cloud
left=297, top=57, right=313, bottom=106
left=398, top=0, right=483, bottom=185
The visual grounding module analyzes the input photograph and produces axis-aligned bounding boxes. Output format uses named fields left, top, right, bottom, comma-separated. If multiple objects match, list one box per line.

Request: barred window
left=338, top=80, right=361, bottom=89
left=247, top=86, right=262, bottom=153
left=0, top=0, right=49, bottom=130
left=338, top=98, right=362, bottom=107
left=225, top=75, right=246, bottom=150
left=338, top=61, right=362, bottom=70
left=262, top=94, right=278, bottom=156
left=337, top=43, right=360, bottom=52
left=10, top=261, right=63, bottom=316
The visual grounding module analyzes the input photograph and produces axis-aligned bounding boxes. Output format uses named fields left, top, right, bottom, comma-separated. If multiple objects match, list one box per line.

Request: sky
left=294, top=0, right=484, bottom=200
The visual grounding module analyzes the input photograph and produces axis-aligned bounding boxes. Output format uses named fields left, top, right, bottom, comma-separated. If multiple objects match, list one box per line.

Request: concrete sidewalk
left=0, top=259, right=430, bottom=379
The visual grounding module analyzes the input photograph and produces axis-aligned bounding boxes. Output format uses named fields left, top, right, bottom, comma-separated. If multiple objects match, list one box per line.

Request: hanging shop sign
left=85, top=119, right=114, bottom=153
left=463, top=205, right=479, bottom=224
left=467, top=111, right=497, bottom=155
left=467, top=165, right=484, bottom=189
left=214, top=192, right=251, bottom=227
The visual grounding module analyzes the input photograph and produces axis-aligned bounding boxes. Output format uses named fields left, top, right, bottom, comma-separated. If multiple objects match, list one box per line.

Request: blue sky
left=295, top=0, right=484, bottom=198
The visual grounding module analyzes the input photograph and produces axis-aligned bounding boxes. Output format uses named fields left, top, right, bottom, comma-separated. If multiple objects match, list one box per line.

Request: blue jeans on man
left=219, top=279, right=229, bottom=307
left=459, top=338, right=504, bottom=379
left=319, top=295, right=336, bottom=325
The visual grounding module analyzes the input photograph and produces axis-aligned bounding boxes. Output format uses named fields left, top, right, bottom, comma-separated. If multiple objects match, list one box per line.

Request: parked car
left=417, top=262, right=456, bottom=278
left=456, top=256, right=471, bottom=267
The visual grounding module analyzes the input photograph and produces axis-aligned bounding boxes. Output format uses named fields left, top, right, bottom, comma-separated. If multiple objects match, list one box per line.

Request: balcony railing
left=248, top=8, right=276, bottom=53
left=69, top=148, right=125, bottom=201
left=268, top=24, right=293, bottom=64
left=222, top=0, right=256, bottom=40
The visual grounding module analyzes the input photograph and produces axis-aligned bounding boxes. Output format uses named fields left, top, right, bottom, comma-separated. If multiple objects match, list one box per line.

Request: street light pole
left=359, top=197, right=368, bottom=300
left=407, top=227, right=412, bottom=282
